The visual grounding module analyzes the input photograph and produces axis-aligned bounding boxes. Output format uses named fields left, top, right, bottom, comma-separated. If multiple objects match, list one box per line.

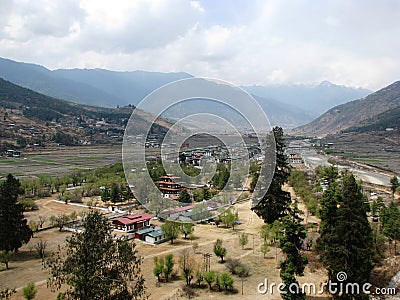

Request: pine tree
left=317, top=173, right=373, bottom=299
left=279, top=206, right=308, bottom=300
left=253, top=127, right=291, bottom=223
left=0, top=174, right=32, bottom=252
left=178, top=189, right=191, bottom=203
left=390, top=176, right=399, bottom=195
left=44, top=210, right=146, bottom=299
left=380, top=202, right=400, bottom=254
left=110, top=183, right=120, bottom=203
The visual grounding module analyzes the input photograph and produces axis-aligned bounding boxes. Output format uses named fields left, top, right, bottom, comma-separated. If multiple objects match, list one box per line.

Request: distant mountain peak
left=318, top=80, right=334, bottom=87
left=293, top=80, right=400, bottom=135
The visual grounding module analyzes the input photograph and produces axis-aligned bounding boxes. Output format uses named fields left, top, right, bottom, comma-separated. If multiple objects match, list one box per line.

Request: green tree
left=181, top=223, right=194, bottom=239
left=253, top=127, right=291, bottom=224
left=163, top=254, right=174, bottom=282
left=56, top=292, right=66, bottom=300
left=279, top=207, right=308, bottom=300
left=219, top=208, right=239, bottom=229
left=317, top=173, right=373, bottom=299
left=110, top=183, right=120, bottom=203
left=390, top=176, right=399, bottom=195
left=219, top=272, right=234, bottom=291
left=178, top=189, right=191, bottom=203
left=260, top=241, right=269, bottom=258
left=0, top=250, right=13, bottom=270
left=22, top=282, right=36, bottom=300
left=381, top=202, right=400, bottom=255
left=153, top=256, right=164, bottom=282
left=0, top=174, right=32, bottom=252
left=202, top=187, right=212, bottom=200
left=238, top=233, right=249, bottom=250
left=203, top=270, right=216, bottom=289
left=28, top=220, right=39, bottom=236
left=317, top=165, right=339, bottom=183
left=195, top=268, right=204, bottom=287
left=101, top=187, right=110, bottom=202
left=44, top=210, right=146, bottom=299
left=49, top=214, right=70, bottom=232
left=211, top=163, right=230, bottom=190
left=213, top=239, right=227, bottom=262
left=161, top=221, right=181, bottom=244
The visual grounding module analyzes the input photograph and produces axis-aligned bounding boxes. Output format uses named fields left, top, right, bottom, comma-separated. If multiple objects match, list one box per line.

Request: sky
left=0, top=0, right=399, bottom=90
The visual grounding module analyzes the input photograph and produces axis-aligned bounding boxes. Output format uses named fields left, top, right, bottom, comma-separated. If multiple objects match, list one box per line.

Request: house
left=144, top=229, right=166, bottom=244
left=156, top=174, right=184, bottom=198
left=134, top=226, right=167, bottom=244
left=288, top=152, right=303, bottom=164
left=112, top=213, right=153, bottom=232
left=5, top=150, right=21, bottom=158
left=135, top=227, right=156, bottom=240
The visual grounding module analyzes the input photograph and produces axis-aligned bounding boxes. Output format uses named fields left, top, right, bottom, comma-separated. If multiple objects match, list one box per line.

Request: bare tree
left=179, top=249, right=197, bottom=285
left=34, top=239, right=47, bottom=259
left=38, top=216, right=46, bottom=228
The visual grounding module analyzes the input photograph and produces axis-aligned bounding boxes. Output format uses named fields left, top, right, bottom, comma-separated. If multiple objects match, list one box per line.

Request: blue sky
left=0, top=0, right=399, bottom=90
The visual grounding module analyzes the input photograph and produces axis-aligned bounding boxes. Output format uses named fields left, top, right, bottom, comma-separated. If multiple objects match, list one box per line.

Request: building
left=112, top=213, right=153, bottom=232
left=156, top=174, right=184, bottom=198
left=135, top=227, right=156, bottom=240
left=133, top=226, right=166, bottom=244
left=5, top=150, right=21, bottom=158
left=144, top=229, right=166, bottom=244
left=288, top=152, right=303, bottom=164
left=161, top=204, right=195, bottom=220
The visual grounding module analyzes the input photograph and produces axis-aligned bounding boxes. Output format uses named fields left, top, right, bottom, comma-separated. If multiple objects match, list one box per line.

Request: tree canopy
left=0, top=174, right=32, bottom=252
left=317, top=173, right=373, bottom=299
left=45, top=210, right=146, bottom=299
left=253, top=127, right=291, bottom=223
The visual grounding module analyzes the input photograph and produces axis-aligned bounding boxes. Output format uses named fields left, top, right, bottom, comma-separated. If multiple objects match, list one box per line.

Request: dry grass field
left=0, top=145, right=122, bottom=178
left=1, top=193, right=331, bottom=300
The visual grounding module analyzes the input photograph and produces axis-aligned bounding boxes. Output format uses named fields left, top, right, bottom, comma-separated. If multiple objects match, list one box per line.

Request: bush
left=22, top=282, right=36, bottom=300
left=18, top=198, right=37, bottom=211
left=225, top=258, right=250, bottom=277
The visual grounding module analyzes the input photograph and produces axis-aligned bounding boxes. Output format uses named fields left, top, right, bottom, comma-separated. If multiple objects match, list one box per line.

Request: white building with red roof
left=112, top=213, right=153, bottom=232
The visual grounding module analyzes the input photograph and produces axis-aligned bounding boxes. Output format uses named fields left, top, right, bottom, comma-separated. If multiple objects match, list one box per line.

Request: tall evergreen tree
left=0, top=174, right=32, bottom=252
left=178, top=189, right=191, bottom=203
left=45, top=210, right=146, bottom=299
left=279, top=206, right=308, bottom=300
left=390, top=176, right=399, bottom=195
left=253, top=127, right=291, bottom=223
left=317, top=173, right=373, bottom=299
left=380, top=202, right=400, bottom=254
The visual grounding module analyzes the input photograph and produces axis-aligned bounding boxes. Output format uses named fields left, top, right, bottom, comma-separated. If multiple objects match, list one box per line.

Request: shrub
left=225, top=258, right=250, bottom=277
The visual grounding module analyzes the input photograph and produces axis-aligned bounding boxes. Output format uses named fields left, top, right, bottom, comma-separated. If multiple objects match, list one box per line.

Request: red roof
left=113, top=213, right=153, bottom=226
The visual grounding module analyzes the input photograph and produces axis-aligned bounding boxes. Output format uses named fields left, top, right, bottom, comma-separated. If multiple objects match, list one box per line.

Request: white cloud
left=0, top=0, right=399, bottom=90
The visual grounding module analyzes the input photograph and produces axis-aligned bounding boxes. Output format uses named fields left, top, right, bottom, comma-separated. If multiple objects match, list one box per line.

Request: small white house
left=144, top=229, right=166, bottom=244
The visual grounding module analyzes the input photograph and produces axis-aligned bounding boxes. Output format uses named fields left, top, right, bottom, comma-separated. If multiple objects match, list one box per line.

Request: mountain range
left=294, top=80, right=400, bottom=135
left=0, top=78, right=173, bottom=149
left=243, top=81, right=371, bottom=117
left=0, top=57, right=373, bottom=128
